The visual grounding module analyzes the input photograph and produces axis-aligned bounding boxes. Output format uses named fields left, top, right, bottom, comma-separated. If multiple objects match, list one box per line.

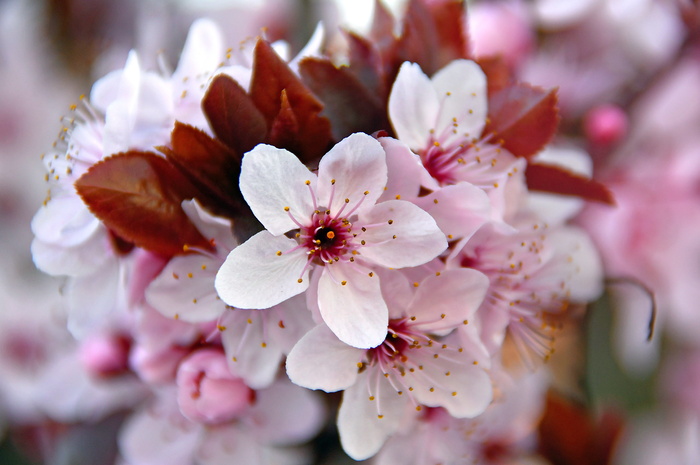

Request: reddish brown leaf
left=397, top=0, right=441, bottom=75
left=75, top=151, right=212, bottom=256
left=249, top=39, right=332, bottom=161
left=344, top=31, right=388, bottom=100
left=202, top=74, right=267, bottom=155
left=161, top=122, right=245, bottom=216
left=299, top=58, right=389, bottom=140
left=267, top=90, right=299, bottom=150
left=538, top=392, right=624, bottom=465
left=396, top=0, right=468, bottom=76
left=526, top=162, right=615, bottom=205
left=484, top=82, right=559, bottom=159
left=370, top=0, right=397, bottom=48
left=425, top=0, right=470, bottom=64
left=476, top=56, right=514, bottom=95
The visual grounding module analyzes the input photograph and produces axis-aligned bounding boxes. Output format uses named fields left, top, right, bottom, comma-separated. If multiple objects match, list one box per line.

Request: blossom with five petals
left=215, top=133, right=448, bottom=349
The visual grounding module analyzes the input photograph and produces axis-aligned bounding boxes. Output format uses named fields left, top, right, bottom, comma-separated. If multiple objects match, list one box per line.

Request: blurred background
left=1, top=0, right=699, bottom=463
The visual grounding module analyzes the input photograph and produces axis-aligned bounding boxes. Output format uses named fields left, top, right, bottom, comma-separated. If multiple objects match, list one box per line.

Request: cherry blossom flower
left=30, top=19, right=226, bottom=337
left=146, top=200, right=314, bottom=388
left=375, top=365, right=549, bottom=465
left=215, top=133, right=447, bottom=349
left=388, top=59, right=526, bottom=218
left=120, top=376, right=325, bottom=465
left=451, top=219, right=603, bottom=359
left=285, top=269, right=492, bottom=460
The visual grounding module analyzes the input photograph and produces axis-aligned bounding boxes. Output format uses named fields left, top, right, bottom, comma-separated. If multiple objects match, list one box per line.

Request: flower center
left=313, top=226, right=337, bottom=249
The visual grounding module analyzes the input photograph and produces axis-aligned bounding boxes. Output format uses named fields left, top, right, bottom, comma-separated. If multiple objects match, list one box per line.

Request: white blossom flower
left=215, top=133, right=447, bottom=349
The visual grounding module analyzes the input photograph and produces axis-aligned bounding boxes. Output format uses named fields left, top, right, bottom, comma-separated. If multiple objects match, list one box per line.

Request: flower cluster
left=26, top=1, right=618, bottom=463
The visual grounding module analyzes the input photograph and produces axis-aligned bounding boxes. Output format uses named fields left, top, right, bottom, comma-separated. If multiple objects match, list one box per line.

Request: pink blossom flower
left=375, top=365, right=549, bottom=465
left=388, top=59, right=526, bottom=217
left=285, top=269, right=492, bottom=460
left=120, top=377, right=325, bottom=465
left=146, top=200, right=314, bottom=388
left=451, top=219, right=603, bottom=359
left=215, top=133, right=447, bottom=349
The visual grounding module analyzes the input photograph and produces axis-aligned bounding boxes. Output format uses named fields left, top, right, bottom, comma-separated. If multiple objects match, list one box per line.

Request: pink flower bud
left=130, top=344, right=189, bottom=385
left=176, top=348, right=254, bottom=424
left=79, top=334, right=130, bottom=378
left=584, top=104, right=628, bottom=147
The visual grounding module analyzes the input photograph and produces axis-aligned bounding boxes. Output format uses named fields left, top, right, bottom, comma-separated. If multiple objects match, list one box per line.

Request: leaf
left=484, top=83, right=559, bottom=159
left=299, top=58, right=389, bottom=140
left=161, top=122, right=245, bottom=217
left=249, top=39, right=332, bottom=161
left=538, top=392, right=624, bottom=465
left=201, top=74, right=268, bottom=155
left=476, top=56, right=514, bottom=96
left=526, top=163, right=615, bottom=205
left=344, top=31, right=387, bottom=100
left=75, top=151, right=212, bottom=256
left=267, top=90, right=299, bottom=150
left=396, top=0, right=468, bottom=76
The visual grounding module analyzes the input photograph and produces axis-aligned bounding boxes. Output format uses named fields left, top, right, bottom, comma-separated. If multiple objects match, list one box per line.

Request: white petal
left=239, top=145, right=316, bottom=236
left=431, top=59, right=488, bottom=147
left=409, top=268, right=490, bottom=334
left=317, top=264, right=388, bottom=349
left=250, top=379, right=326, bottom=445
left=358, top=200, right=447, bottom=268
left=286, top=325, right=362, bottom=392
left=214, top=231, right=309, bottom=309
left=412, top=361, right=493, bottom=418
left=173, top=19, right=224, bottom=82
left=413, top=182, right=492, bottom=240
left=337, top=379, right=407, bottom=460
left=181, top=199, right=238, bottom=252
left=31, top=194, right=100, bottom=246
left=119, top=401, right=200, bottom=465
left=67, top=260, right=124, bottom=339
left=146, top=254, right=224, bottom=323
left=317, top=133, right=387, bottom=217
left=388, top=62, right=439, bottom=151
left=31, top=230, right=110, bottom=277
left=378, top=137, right=425, bottom=202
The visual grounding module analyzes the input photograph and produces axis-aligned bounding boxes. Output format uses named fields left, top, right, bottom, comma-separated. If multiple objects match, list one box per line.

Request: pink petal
left=378, top=137, right=425, bottom=202
left=409, top=268, right=490, bottom=335
left=239, top=144, right=317, bottom=236
left=388, top=62, right=439, bottom=151
left=413, top=182, right=492, bottom=241
left=214, top=231, right=309, bottom=309
left=146, top=254, right=224, bottom=323
left=250, top=378, right=326, bottom=445
left=317, top=133, right=387, bottom=217
left=358, top=200, right=447, bottom=269
left=317, top=264, right=388, bottom=349
left=286, top=325, right=363, bottom=392
left=431, top=59, right=488, bottom=148
left=337, top=379, right=409, bottom=460
left=411, top=360, right=492, bottom=419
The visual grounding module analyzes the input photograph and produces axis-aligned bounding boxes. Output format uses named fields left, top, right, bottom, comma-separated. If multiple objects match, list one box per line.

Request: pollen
left=341, top=281, right=347, bottom=286
left=284, top=206, right=290, bottom=211
left=388, top=219, right=393, bottom=224
left=326, top=231, right=335, bottom=239
left=413, top=282, right=420, bottom=287
left=305, top=180, right=311, bottom=185
left=298, top=278, right=303, bottom=283
left=261, top=342, right=267, bottom=348
left=276, top=251, right=282, bottom=256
